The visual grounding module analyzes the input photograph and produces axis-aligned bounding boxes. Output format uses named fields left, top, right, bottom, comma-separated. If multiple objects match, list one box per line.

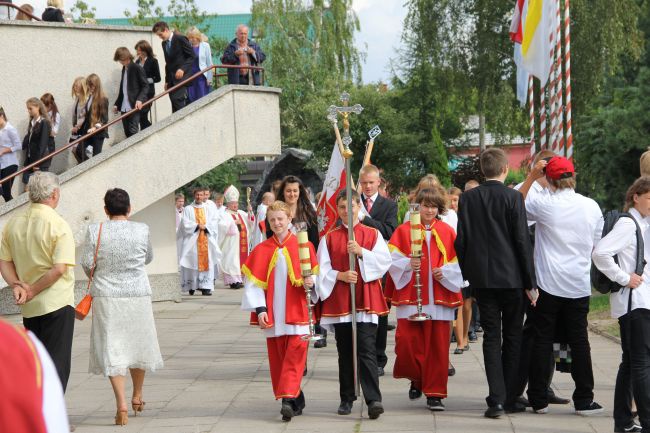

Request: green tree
left=251, top=0, right=362, bottom=140
left=181, top=159, right=248, bottom=197
left=70, top=0, right=96, bottom=23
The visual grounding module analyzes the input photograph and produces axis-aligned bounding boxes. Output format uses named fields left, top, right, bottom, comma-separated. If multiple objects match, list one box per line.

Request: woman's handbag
left=75, top=223, right=103, bottom=320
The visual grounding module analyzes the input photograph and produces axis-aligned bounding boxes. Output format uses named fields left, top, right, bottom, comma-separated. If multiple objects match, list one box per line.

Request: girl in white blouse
left=0, top=106, right=21, bottom=201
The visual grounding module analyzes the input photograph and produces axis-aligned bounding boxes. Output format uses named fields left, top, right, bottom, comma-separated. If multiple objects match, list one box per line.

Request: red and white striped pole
left=564, top=0, right=573, bottom=160
left=554, top=0, right=564, bottom=154
left=540, top=86, right=547, bottom=149
left=529, top=75, right=536, bottom=157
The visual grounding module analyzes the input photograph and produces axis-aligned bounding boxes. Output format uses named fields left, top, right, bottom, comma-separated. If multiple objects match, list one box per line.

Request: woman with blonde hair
left=39, top=93, right=60, bottom=172
left=70, top=77, right=88, bottom=150
left=75, top=73, right=108, bottom=162
left=186, top=26, right=213, bottom=103
left=22, top=97, right=51, bottom=184
left=42, top=0, right=64, bottom=22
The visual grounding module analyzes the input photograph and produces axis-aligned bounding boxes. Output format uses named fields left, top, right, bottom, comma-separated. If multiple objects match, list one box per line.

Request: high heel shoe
left=131, top=398, right=145, bottom=416
left=114, top=410, right=128, bottom=426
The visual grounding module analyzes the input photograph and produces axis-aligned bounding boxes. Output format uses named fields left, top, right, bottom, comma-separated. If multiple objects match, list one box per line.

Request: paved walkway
left=6, top=286, right=625, bottom=433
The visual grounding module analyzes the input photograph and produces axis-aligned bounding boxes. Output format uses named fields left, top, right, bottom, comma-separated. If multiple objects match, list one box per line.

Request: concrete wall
left=0, top=20, right=171, bottom=195
left=0, top=86, right=282, bottom=314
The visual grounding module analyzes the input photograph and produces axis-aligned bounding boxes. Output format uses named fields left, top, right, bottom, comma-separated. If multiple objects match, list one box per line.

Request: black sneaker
left=188, top=290, right=195, bottom=295
left=614, top=422, right=643, bottom=432
left=448, top=364, right=456, bottom=377
left=200, top=289, right=212, bottom=296
left=504, top=402, right=526, bottom=413
left=427, top=397, right=445, bottom=411
left=377, top=366, right=385, bottom=377
left=313, top=338, right=327, bottom=348
left=367, top=401, right=384, bottom=419
left=338, top=400, right=353, bottom=415
left=575, top=401, right=604, bottom=416
left=409, top=382, right=422, bottom=400
left=469, top=331, right=478, bottom=342
left=476, top=325, right=483, bottom=333
left=281, top=400, right=295, bottom=421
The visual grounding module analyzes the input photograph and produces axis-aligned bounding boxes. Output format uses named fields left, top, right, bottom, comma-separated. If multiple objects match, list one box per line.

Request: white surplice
left=177, top=202, right=222, bottom=292
left=218, top=209, right=255, bottom=283
left=241, top=247, right=309, bottom=338
left=315, top=226, right=392, bottom=332
left=388, top=230, right=463, bottom=321
left=251, top=203, right=268, bottom=250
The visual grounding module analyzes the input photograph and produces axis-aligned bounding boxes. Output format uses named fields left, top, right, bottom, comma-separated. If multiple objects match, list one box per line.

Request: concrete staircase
left=0, top=85, right=281, bottom=314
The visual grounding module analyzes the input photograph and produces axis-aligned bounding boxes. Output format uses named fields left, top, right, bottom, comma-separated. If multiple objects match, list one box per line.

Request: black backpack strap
left=621, top=213, right=646, bottom=314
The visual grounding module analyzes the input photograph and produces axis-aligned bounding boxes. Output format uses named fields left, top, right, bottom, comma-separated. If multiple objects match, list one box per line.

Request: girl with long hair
left=76, top=73, right=109, bottom=162
left=40, top=93, right=60, bottom=171
left=22, top=97, right=51, bottom=184
left=134, top=40, right=160, bottom=130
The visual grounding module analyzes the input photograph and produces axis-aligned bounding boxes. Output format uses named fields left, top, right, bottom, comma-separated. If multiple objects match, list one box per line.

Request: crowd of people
left=3, top=147, right=650, bottom=431
left=171, top=149, right=650, bottom=432
left=0, top=17, right=265, bottom=201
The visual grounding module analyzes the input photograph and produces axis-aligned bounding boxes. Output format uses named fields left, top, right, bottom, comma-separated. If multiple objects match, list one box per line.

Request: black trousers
left=527, top=289, right=594, bottom=409
left=475, top=287, right=524, bottom=407
left=376, top=304, right=389, bottom=368
left=121, top=111, right=140, bottom=138
left=23, top=305, right=75, bottom=392
left=515, top=296, right=557, bottom=398
left=0, top=164, right=18, bottom=202
left=75, top=136, right=104, bottom=162
left=169, top=86, right=188, bottom=113
left=334, top=322, right=382, bottom=404
left=614, top=308, right=650, bottom=430
left=139, top=104, right=152, bottom=130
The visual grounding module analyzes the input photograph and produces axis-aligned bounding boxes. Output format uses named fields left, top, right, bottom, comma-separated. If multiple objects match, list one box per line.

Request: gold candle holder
left=294, top=222, right=322, bottom=342
left=408, top=204, right=431, bottom=322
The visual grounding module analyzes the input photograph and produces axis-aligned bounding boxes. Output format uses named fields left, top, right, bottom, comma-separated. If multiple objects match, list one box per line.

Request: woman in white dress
left=82, top=188, right=163, bottom=426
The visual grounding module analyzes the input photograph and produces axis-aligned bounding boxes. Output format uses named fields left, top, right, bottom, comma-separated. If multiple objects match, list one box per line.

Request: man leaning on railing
left=221, top=24, right=266, bottom=86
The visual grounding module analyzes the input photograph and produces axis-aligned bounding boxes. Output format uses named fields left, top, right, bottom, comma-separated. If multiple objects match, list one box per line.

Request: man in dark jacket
left=221, top=24, right=266, bottom=85
left=455, top=148, right=536, bottom=419
left=113, top=47, right=149, bottom=138
left=152, top=21, right=196, bottom=112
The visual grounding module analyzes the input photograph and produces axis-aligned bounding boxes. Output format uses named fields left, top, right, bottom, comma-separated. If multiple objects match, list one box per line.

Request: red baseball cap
left=545, top=156, right=575, bottom=180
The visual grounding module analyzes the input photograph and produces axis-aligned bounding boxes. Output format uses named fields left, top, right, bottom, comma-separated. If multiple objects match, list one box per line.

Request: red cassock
left=0, top=322, right=48, bottom=433
left=389, top=220, right=463, bottom=398
left=242, top=233, right=319, bottom=399
left=320, top=224, right=389, bottom=317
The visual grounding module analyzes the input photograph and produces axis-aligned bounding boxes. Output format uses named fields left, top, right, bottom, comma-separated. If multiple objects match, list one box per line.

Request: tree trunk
left=478, top=112, right=486, bottom=152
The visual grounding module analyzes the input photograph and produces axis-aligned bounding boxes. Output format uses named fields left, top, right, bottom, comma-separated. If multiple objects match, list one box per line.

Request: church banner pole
left=328, top=91, right=363, bottom=397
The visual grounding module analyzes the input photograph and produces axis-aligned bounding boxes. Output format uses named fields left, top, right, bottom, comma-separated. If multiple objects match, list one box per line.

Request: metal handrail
left=0, top=2, right=42, bottom=21
left=0, top=64, right=265, bottom=187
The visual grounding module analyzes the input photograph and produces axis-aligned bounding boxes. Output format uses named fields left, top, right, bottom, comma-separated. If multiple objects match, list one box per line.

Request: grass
left=589, top=292, right=620, bottom=339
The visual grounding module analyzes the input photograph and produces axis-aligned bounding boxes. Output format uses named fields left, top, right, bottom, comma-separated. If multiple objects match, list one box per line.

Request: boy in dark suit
left=358, top=164, right=398, bottom=376
left=455, top=148, right=536, bottom=418
left=113, top=47, right=149, bottom=138
left=152, top=21, right=196, bottom=113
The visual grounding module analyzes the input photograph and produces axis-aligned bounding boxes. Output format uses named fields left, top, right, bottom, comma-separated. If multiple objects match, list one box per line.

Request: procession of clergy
left=174, top=162, right=469, bottom=423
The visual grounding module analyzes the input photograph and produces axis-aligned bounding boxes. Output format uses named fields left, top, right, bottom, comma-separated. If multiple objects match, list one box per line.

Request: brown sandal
left=131, top=398, right=145, bottom=416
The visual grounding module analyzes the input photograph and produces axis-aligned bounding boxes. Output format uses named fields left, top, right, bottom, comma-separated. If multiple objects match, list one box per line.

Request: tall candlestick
left=410, top=206, right=422, bottom=256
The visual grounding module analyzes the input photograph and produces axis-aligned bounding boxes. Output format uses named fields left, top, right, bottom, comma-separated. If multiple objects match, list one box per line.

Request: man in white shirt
left=593, top=177, right=650, bottom=433
left=519, top=156, right=604, bottom=416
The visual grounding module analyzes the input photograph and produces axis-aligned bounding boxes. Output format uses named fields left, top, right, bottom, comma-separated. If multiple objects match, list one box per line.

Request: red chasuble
left=322, top=224, right=389, bottom=317
left=388, top=220, right=462, bottom=308
left=0, top=322, right=47, bottom=433
left=242, top=233, right=319, bottom=327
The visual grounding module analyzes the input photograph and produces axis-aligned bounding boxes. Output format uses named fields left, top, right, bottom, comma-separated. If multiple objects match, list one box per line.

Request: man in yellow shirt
left=0, top=172, right=76, bottom=392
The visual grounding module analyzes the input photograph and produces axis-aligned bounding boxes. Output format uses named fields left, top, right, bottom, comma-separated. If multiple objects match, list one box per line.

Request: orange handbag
left=75, top=223, right=103, bottom=320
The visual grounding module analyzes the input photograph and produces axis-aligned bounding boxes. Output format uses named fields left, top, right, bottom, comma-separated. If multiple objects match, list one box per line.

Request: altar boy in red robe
left=388, top=187, right=464, bottom=411
left=316, top=190, right=391, bottom=420
left=241, top=201, right=319, bottom=422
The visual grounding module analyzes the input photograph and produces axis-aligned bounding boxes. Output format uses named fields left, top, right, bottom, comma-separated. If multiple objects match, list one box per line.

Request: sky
left=29, top=0, right=407, bottom=84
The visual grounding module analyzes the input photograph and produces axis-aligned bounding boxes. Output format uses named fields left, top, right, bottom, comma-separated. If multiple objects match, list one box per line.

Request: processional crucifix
left=327, top=91, right=364, bottom=396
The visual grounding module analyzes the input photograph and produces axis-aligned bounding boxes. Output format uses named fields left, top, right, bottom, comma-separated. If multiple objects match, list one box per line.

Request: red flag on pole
left=317, top=141, right=346, bottom=238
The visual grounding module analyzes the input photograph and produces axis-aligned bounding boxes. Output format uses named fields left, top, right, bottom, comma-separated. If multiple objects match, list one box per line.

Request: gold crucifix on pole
left=327, top=91, right=363, bottom=397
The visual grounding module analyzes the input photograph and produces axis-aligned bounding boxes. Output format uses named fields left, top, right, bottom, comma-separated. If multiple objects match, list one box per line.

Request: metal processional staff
left=327, top=91, right=363, bottom=396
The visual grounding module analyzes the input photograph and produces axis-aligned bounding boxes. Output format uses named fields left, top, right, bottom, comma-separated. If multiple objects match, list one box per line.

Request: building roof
left=98, top=14, right=253, bottom=41
left=447, top=115, right=527, bottom=148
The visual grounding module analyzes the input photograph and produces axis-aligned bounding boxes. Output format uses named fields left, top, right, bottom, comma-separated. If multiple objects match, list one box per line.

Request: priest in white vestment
left=218, top=185, right=255, bottom=289
left=178, top=187, right=222, bottom=295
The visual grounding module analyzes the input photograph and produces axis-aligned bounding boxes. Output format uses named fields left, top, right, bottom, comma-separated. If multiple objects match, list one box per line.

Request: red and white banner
left=317, top=142, right=346, bottom=238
